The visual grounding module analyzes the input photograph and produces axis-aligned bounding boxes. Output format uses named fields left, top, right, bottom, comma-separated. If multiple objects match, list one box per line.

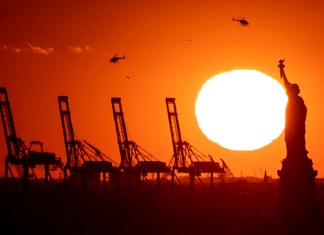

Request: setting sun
left=195, top=70, right=288, bottom=151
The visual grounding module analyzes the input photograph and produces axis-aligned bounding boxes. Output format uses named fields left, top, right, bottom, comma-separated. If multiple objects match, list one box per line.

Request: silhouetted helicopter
left=110, top=54, right=126, bottom=63
left=233, top=17, right=249, bottom=26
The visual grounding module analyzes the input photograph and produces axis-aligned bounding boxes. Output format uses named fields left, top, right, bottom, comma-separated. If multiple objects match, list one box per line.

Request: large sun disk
left=195, top=70, right=287, bottom=151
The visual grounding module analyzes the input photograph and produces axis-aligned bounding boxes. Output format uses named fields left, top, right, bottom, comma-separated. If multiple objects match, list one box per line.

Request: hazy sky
left=1, top=0, right=324, bottom=178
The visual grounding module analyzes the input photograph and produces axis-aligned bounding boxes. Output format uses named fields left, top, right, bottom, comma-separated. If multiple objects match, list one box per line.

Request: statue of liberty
left=278, top=59, right=307, bottom=158
left=277, top=59, right=318, bottom=229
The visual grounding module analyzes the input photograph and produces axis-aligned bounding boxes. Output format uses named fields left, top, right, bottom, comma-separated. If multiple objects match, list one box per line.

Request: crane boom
left=0, top=87, right=28, bottom=162
left=111, top=97, right=167, bottom=186
left=111, top=97, right=133, bottom=169
left=1, top=88, right=62, bottom=186
left=166, top=98, right=187, bottom=169
left=58, top=96, right=113, bottom=186
left=1, top=88, right=29, bottom=180
left=58, top=96, right=78, bottom=168
left=165, top=97, right=224, bottom=189
left=220, top=158, right=235, bottom=181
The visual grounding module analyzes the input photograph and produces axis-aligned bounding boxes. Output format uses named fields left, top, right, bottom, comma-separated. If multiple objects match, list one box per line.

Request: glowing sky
left=1, top=0, right=324, bottom=178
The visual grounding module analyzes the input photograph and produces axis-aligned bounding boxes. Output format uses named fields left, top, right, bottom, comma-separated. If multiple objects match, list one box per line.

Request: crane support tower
left=111, top=97, right=167, bottom=187
left=0, top=87, right=62, bottom=187
left=58, top=96, right=114, bottom=188
left=166, top=98, right=224, bottom=191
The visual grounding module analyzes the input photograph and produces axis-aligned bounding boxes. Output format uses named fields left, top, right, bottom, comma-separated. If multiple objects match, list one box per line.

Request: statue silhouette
left=278, top=59, right=308, bottom=158
left=277, top=60, right=319, bottom=232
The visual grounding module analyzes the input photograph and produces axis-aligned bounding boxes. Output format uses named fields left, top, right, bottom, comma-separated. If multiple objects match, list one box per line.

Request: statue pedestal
left=277, top=156, right=318, bottom=225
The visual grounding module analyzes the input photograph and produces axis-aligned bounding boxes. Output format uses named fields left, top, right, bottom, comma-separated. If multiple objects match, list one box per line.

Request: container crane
left=111, top=97, right=167, bottom=186
left=58, top=96, right=114, bottom=187
left=0, top=87, right=62, bottom=187
left=165, top=98, right=224, bottom=191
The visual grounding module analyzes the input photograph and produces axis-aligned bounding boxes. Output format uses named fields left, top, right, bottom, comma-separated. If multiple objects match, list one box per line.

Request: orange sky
left=1, top=0, right=324, bottom=178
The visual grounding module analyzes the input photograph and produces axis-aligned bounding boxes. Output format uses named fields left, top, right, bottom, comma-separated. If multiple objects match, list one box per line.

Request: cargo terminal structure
left=0, top=87, right=62, bottom=188
left=0, top=88, right=231, bottom=190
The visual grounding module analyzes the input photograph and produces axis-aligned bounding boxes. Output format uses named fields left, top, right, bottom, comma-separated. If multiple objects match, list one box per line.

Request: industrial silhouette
left=0, top=92, right=229, bottom=189
left=277, top=60, right=319, bottom=232
left=58, top=96, right=115, bottom=189
left=0, top=84, right=323, bottom=234
left=0, top=87, right=62, bottom=188
left=165, top=98, right=224, bottom=192
left=111, top=97, right=167, bottom=188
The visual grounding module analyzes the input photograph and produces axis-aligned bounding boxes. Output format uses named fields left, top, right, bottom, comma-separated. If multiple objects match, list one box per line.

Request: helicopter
left=110, top=54, right=126, bottom=63
left=233, top=17, right=249, bottom=26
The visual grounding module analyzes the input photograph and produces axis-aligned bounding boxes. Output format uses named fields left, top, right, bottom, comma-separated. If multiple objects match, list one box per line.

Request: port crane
left=165, top=98, right=224, bottom=191
left=0, top=87, right=62, bottom=187
left=58, top=96, right=115, bottom=188
left=111, top=97, right=167, bottom=187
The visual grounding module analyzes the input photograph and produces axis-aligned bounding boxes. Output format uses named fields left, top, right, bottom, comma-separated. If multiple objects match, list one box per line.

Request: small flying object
left=233, top=17, right=249, bottom=26
left=110, top=54, right=126, bottom=63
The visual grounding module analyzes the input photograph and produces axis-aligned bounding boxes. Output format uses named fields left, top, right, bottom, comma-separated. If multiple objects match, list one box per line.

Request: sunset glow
left=195, top=70, right=287, bottom=151
left=2, top=1, right=324, bottom=234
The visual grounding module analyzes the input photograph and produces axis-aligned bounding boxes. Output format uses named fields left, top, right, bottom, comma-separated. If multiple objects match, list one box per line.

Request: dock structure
left=111, top=97, right=168, bottom=188
left=0, top=87, right=62, bottom=188
left=58, top=96, right=115, bottom=189
left=166, top=98, right=224, bottom=192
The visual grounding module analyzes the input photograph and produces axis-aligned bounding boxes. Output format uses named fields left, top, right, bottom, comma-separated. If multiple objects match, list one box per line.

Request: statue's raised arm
left=278, top=59, right=291, bottom=90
